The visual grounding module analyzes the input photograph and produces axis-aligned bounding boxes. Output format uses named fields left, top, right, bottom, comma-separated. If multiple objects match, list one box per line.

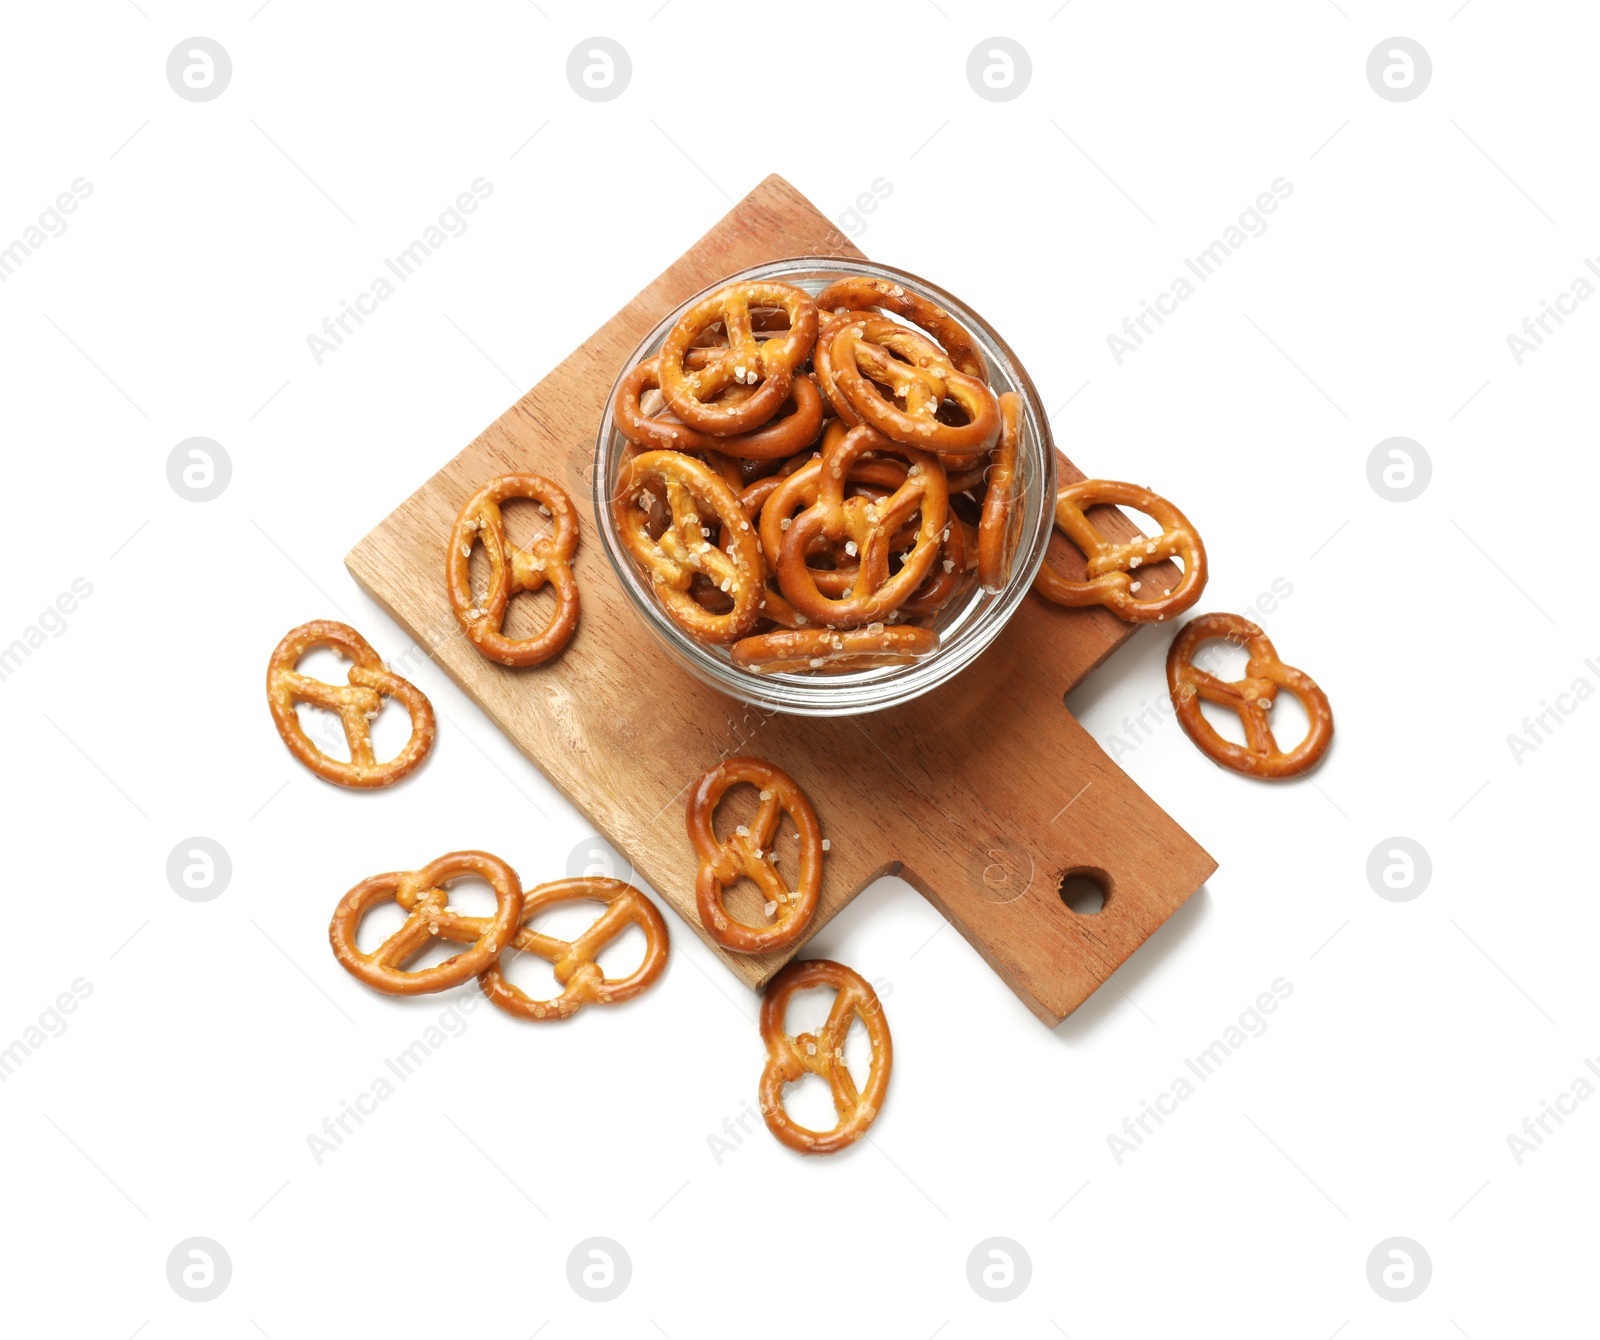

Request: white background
left=2, top=2, right=1595, bottom=1336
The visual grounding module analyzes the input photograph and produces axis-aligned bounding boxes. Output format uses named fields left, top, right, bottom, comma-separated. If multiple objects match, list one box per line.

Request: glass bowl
left=593, top=257, right=1057, bottom=717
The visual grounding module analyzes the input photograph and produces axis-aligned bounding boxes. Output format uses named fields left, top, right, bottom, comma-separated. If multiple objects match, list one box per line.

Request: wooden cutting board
left=345, top=173, right=1215, bottom=1025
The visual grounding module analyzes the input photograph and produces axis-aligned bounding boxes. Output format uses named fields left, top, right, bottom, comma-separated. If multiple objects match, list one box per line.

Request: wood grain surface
left=345, top=174, right=1216, bottom=1024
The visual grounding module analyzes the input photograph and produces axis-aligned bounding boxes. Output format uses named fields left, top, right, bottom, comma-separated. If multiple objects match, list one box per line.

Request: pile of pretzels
left=610, top=276, right=1024, bottom=674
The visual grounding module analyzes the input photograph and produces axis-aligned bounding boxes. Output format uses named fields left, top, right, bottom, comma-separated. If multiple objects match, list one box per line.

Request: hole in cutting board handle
left=1058, top=867, right=1109, bottom=916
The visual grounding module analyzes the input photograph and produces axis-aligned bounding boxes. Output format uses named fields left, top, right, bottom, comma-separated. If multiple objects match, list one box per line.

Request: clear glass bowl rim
left=592, top=256, right=1058, bottom=717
